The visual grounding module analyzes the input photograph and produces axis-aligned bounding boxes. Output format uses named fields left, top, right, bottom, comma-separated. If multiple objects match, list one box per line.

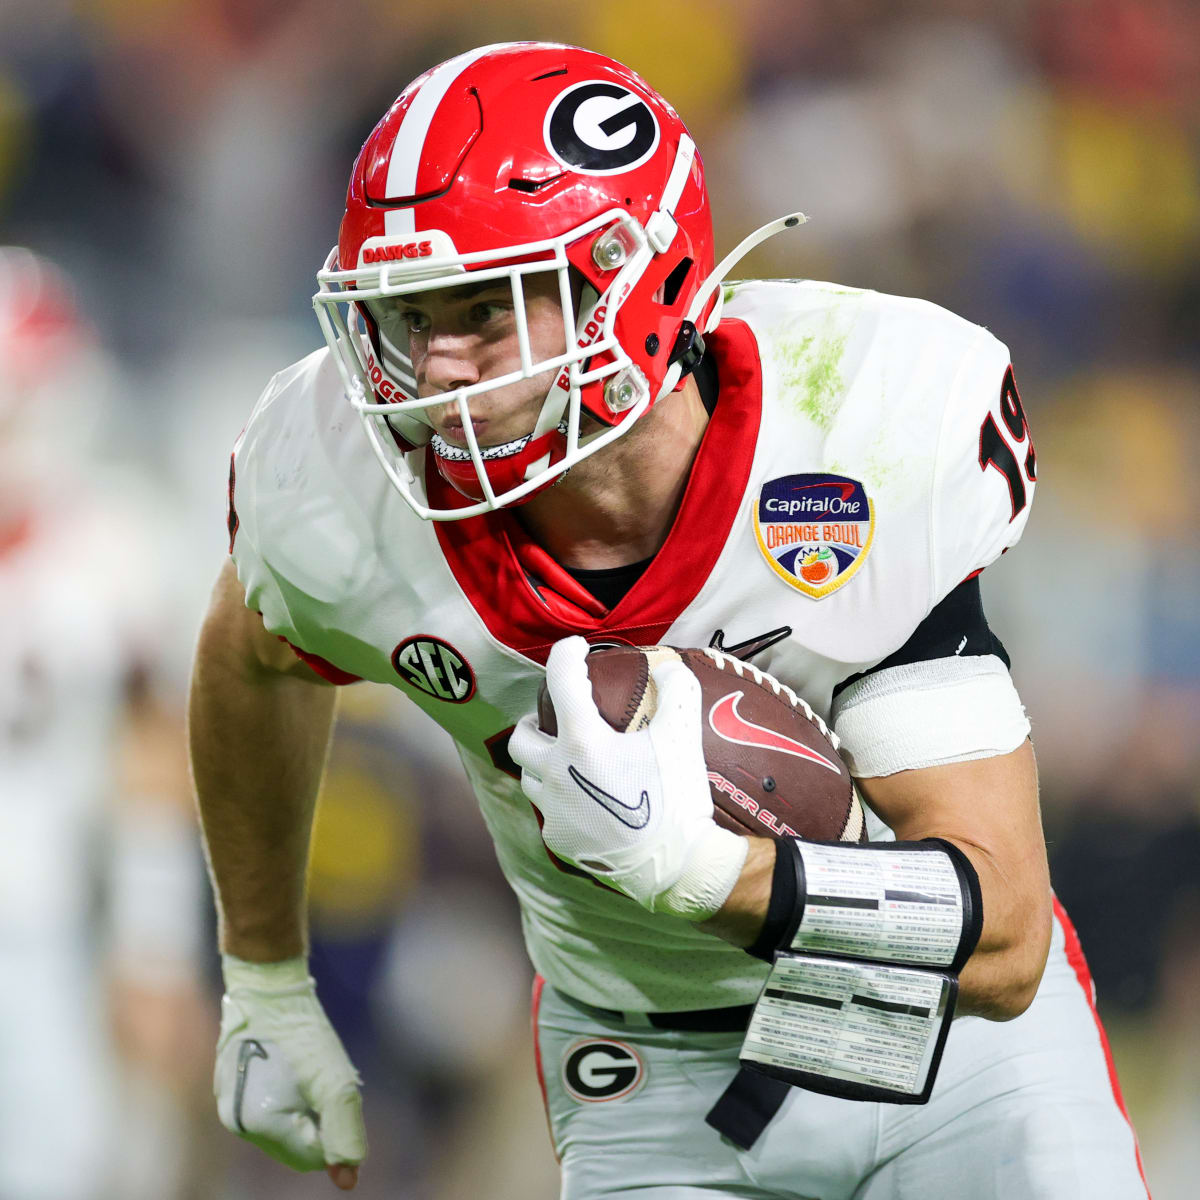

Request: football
left=537, top=644, right=864, bottom=843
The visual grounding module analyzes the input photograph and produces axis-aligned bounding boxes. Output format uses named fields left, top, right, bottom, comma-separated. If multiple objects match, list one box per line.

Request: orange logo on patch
left=753, top=474, right=875, bottom=599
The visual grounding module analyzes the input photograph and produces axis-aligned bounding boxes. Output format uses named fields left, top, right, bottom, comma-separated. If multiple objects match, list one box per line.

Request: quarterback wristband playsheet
left=740, top=952, right=957, bottom=1104
left=786, top=840, right=981, bottom=971
left=738, top=837, right=981, bottom=1102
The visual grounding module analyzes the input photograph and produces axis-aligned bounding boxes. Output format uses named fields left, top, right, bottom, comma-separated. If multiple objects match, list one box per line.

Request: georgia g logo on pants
left=562, top=1039, right=646, bottom=1102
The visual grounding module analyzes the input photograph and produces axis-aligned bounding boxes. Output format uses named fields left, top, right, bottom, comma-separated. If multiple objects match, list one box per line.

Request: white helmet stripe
left=383, top=44, right=511, bottom=237
left=659, top=134, right=696, bottom=217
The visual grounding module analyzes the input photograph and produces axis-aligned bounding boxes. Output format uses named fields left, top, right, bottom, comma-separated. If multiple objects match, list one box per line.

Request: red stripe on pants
left=1053, top=897, right=1150, bottom=1196
left=530, top=974, right=560, bottom=1162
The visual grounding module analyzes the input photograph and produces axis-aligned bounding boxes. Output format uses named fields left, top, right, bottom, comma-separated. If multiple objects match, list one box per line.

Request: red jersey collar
left=430, top=318, right=763, bottom=664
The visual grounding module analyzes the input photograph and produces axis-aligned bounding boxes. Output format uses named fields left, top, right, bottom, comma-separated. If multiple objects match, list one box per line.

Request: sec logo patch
left=391, top=635, right=476, bottom=702
left=562, top=1039, right=646, bottom=1103
left=753, top=473, right=875, bottom=599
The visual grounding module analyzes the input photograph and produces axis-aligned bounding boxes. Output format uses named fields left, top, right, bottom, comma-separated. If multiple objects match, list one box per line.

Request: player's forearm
left=703, top=834, right=1048, bottom=1020
left=702, top=745, right=1052, bottom=1021
left=189, top=570, right=338, bottom=962
left=866, top=743, right=1052, bottom=1019
left=944, top=834, right=1051, bottom=1019
left=697, top=837, right=773, bottom=945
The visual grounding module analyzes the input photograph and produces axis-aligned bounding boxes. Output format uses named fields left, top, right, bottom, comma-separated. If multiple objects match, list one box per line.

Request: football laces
left=698, top=647, right=838, bottom=749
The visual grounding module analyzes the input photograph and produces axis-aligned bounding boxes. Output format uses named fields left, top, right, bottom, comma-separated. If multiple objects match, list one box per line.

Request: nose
left=420, top=330, right=481, bottom=396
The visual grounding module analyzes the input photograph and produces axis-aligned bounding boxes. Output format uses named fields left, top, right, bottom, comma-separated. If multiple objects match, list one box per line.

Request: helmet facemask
left=315, top=206, right=673, bottom=521
left=315, top=44, right=807, bottom=522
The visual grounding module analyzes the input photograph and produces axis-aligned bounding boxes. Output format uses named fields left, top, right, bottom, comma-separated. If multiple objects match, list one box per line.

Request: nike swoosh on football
left=568, top=765, right=651, bottom=829
left=708, top=692, right=841, bottom=773
left=234, top=1039, right=269, bottom=1132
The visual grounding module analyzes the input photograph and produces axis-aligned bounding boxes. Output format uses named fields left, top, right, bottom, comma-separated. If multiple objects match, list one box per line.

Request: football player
left=1, top=247, right=209, bottom=1200
left=190, top=43, right=1148, bottom=1197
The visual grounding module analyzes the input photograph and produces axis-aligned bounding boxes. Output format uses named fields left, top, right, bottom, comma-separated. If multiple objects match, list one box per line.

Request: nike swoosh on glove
left=214, top=955, right=366, bottom=1173
left=510, top=636, right=748, bottom=920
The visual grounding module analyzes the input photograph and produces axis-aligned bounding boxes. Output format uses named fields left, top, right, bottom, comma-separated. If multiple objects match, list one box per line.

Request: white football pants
left=533, top=901, right=1147, bottom=1200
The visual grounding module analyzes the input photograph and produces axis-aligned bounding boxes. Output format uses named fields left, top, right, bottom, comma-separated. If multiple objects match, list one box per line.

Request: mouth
left=431, top=428, right=532, bottom=462
left=430, top=417, right=572, bottom=463
left=438, top=417, right=488, bottom=448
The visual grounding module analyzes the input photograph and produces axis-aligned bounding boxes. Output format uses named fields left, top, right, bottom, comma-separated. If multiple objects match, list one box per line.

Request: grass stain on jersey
left=863, top=452, right=903, bottom=495
left=777, top=328, right=848, bottom=431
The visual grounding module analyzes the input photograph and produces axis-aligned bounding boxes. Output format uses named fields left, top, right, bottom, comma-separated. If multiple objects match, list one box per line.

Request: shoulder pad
left=229, top=348, right=388, bottom=639
left=931, top=332, right=1036, bottom=600
left=729, top=283, right=1034, bottom=660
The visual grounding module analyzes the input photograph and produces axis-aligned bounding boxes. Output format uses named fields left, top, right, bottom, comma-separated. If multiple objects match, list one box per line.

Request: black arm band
left=745, top=838, right=805, bottom=962
left=744, top=837, right=984, bottom=972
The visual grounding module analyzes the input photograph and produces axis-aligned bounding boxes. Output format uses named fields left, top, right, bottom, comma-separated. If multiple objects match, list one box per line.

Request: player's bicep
left=856, top=739, right=1039, bottom=851
left=831, top=565, right=1030, bottom=781
left=201, top=558, right=333, bottom=684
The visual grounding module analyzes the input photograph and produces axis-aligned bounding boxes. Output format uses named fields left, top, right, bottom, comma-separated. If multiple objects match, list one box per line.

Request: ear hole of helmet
left=657, top=256, right=696, bottom=309
left=656, top=256, right=693, bottom=307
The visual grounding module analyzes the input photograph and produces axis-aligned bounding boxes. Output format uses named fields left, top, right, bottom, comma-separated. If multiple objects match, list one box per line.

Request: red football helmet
left=1, top=247, right=103, bottom=516
left=314, top=41, right=802, bottom=520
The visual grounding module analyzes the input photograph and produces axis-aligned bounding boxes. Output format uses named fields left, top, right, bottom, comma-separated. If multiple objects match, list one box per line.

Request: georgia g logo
left=544, top=81, right=660, bottom=175
left=562, top=1039, right=646, bottom=1103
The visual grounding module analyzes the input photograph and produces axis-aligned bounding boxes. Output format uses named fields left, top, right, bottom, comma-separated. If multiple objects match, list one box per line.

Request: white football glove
left=510, top=636, right=748, bottom=920
left=214, top=956, right=366, bottom=1176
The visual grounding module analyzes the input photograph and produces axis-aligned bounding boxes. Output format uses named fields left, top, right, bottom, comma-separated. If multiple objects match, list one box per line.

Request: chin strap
left=405, top=211, right=811, bottom=477
left=656, top=212, right=809, bottom=401
left=689, top=212, right=808, bottom=332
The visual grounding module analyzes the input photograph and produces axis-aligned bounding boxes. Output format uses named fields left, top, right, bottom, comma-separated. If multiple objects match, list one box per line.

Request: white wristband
left=221, top=954, right=311, bottom=994
left=655, top=824, right=749, bottom=920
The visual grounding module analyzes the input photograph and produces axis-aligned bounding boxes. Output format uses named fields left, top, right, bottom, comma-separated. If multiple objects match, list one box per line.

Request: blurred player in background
left=0, top=247, right=210, bottom=1200
left=190, top=42, right=1148, bottom=1199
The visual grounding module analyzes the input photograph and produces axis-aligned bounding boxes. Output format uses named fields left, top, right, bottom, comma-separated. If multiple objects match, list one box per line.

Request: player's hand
left=510, top=636, right=747, bottom=919
left=214, top=956, right=366, bottom=1190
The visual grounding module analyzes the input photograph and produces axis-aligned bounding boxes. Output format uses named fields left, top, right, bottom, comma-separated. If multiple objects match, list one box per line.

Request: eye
left=399, top=309, right=430, bottom=334
left=467, top=300, right=509, bottom=325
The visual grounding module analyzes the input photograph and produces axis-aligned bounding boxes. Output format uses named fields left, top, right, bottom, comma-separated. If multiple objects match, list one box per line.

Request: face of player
left=373, top=273, right=567, bottom=449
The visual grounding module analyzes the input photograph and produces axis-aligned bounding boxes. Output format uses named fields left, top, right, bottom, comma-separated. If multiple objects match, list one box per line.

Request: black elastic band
left=745, top=839, right=806, bottom=962
left=704, top=1066, right=791, bottom=1150
left=745, top=838, right=982, bottom=969
left=648, top=1006, right=754, bottom=1033
left=554, top=988, right=754, bottom=1033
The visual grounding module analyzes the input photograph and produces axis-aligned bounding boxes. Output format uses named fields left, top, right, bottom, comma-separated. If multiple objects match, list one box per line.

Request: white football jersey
left=0, top=501, right=148, bottom=946
left=230, top=280, right=1036, bottom=1011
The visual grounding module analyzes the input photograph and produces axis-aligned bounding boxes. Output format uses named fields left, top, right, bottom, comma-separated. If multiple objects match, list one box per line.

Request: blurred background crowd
left=1, top=0, right=1196, bottom=1197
